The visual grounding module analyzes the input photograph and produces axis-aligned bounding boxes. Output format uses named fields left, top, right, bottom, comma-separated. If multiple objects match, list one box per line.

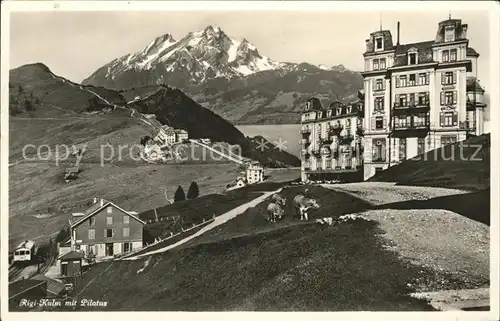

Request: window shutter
left=371, top=117, right=376, bottom=130
left=453, top=91, right=457, bottom=104
left=426, top=72, right=430, bottom=85
left=372, top=79, right=376, bottom=91
left=383, top=79, right=386, bottom=90
left=395, top=94, right=400, bottom=106
left=453, top=71, right=457, bottom=84
left=452, top=112, right=458, bottom=126
left=439, top=112, right=445, bottom=126
left=441, top=72, right=444, bottom=85
left=104, top=229, right=107, bottom=237
left=383, top=117, right=387, bottom=129
left=396, top=77, right=399, bottom=88
left=440, top=92, right=445, bottom=105
left=112, top=228, right=116, bottom=237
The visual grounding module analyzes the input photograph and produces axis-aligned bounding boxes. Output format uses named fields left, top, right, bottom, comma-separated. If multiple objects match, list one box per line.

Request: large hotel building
left=300, top=17, right=487, bottom=182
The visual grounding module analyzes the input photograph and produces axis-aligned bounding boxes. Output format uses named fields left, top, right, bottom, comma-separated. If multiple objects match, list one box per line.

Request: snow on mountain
left=100, top=25, right=286, bottom=82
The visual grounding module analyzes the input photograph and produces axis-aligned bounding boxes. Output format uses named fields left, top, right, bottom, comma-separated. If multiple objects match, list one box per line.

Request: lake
left=237, top=124, right=301, bottom=157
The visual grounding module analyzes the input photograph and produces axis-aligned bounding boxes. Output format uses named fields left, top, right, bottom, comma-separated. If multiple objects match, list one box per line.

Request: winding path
left=124, top=188, right=282, bottom=260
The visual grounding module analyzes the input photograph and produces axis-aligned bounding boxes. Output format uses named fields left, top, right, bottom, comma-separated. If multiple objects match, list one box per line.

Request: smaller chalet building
left=69, top=198, right=146, bottom=259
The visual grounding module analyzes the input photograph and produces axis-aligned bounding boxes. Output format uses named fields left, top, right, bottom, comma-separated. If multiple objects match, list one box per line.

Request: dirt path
left=124, top=188, right=283, bottom=260
left=322, top=182, right=489, bottom=293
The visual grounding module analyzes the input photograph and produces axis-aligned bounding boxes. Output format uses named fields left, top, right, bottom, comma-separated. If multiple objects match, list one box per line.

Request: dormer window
left=336, top=108, right=342, bottom=116
left=375, top=37, right=383, bottom=51
left=408, top=52, right=417, bottom=65
left=305, top=101, right=311, bottom=111
left=445, top=26, right=455, bottom=42
left=327, top=110, right=332, bottom=117
left=347, top=106, right=352, bottom=114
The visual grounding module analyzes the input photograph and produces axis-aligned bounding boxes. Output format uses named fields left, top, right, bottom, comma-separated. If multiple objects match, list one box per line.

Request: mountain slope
left=83, top=26, right=363, bottom=125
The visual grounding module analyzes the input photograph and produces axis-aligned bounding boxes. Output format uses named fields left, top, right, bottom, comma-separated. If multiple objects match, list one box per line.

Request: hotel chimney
left=397, top=21, right=400, bottom=46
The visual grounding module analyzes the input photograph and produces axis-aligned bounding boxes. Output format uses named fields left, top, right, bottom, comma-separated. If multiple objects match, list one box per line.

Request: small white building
left=246, top=163, right=264, bottom=184
left=175, top=129, right=189, bottom=142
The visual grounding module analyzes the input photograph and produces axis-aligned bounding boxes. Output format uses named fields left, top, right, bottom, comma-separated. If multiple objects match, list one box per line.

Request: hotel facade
left=361, top=17, right=487, bottom=180
left=300, top=17, right=487, bottom=182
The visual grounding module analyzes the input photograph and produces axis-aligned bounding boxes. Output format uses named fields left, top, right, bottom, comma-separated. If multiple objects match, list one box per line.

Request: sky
left=10, top=10, right=491, bottom=89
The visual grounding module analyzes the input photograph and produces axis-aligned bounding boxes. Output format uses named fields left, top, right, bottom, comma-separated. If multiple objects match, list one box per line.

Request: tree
left=187, top=181, right=200, bottom=199
left=174, top=186, right=186, bottom=202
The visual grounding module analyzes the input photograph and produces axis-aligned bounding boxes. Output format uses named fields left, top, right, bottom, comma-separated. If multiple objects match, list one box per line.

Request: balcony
left=320, top=146, right=331, bottom=155
left=301, top=127, right=311, bottom=137
left=356, top=126, right=364, bottom=137
left=339, top=134, right=354, bottom=145
left=328, top=124, right=343, bottom=136
left=393, top=102, right=430, bottom=114
left=392, top=120, right=430, bottom=138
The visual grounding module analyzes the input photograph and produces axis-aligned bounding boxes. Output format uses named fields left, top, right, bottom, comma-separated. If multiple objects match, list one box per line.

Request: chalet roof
left=31, top=275, right=66, bottom=295
left=59, top=250, right=84, bottom=261
left=9, top=279, right=46, bottom=299
left=69, top=198, right=146, bottom=228
left=16, top=240, right=36, bottom=250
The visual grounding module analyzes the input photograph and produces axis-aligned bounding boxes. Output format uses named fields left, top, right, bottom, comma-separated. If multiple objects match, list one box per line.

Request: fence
left=120, top=217, right=215, bottom=259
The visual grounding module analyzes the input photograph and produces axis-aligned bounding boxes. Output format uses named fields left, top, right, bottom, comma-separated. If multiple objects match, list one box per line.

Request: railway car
left=13, top=240, right=38, bottom=263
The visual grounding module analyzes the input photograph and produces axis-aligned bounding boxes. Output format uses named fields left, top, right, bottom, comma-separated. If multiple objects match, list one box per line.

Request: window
left=107, top=206, right=112, bottom=214
left=443, top=71, right=455, bottom=85
left=440, top=111, right=458, bottom=127
left=409, top=53, right=417, bottom=65
left=441, top=91, right=457, bottom=105
left=375, top=116, right=384, bottom=129
left=418, top=73, right=429, bottom=85
left=414, top=113, right=429, bottom=127
left=88, top=229, right=95, bottom=240
left=441, top=135, right=457, bottom=146
left=450, top=49, right=457, bottom=61
left=373, top=59, right=379, bottom=70
left=375, top=37, right=383, bottom=50
left=327, top=110, right=332, bottom=117
left=395, top=116, right=409, bottom=128
left=123, top=216, right=130, bottom=224
left=123, top=227, right=130, bottom=237
left=347, top=106, right=352, bottom=114
left=443, top=112, right=454, bottom=126
left=442, top=50, right=449, bottom=62
left=417, top=138, right=425, bottom=155
left=409, top=93, right=415, bottom=106
left=418, top=92, right=429, bottom=106
left=106, top=216, right=113, bottom=225
left=399, top=94, right=407, bottom=107
left=399, top=138, right=407, bottom=160
left=305, top=102, right=311, bottom=110
left=346, top=119, right=352, bottom=128
left=409, top=74, right=416, bottom=86
left=375, top=79, right=384, bottom=91
left=89, top=217, right=95, bottom=227
left=380, top=58, right=386, bottom=69
left=105, top=228, right=115, bottom=238
left=444, top=26, right=455, bottom=42
left=123, top=243, right=132, bottom=253
left=400, top=75, right=407, bottom=87
left=374, top=97, right=384, bottom=110
left=336, top=108, right=341, bottom=115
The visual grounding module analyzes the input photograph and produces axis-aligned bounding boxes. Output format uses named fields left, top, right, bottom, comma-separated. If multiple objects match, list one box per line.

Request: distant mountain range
left=9, top=63, right=299, bottom=167
left=83, top=25, right=363, bottom=125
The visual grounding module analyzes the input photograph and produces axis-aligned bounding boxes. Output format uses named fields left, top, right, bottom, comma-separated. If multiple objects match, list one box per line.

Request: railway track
left=9, top=264, right=24, bottom=280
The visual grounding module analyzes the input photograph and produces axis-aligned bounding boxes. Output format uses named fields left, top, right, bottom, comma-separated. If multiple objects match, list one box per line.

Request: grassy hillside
left=54, top=185, right=485, bottom=311
left=369, top=134, right=490, bottom=191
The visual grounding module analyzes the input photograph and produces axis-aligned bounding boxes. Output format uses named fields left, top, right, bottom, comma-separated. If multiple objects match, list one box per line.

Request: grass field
left=8, top=161, right=240, bottom=250
left=61, top=185, right=483, bottom=311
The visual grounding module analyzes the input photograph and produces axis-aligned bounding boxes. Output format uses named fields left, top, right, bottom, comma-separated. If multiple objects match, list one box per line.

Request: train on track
left=12, top=240, right=38, bottom=263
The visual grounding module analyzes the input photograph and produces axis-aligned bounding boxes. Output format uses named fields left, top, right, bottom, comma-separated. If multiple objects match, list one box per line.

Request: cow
left=270, top=193, right=287, bottom=207
left=267, top=202, right=284, bottom=222
left=292, top=194, right=320, bottom=221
